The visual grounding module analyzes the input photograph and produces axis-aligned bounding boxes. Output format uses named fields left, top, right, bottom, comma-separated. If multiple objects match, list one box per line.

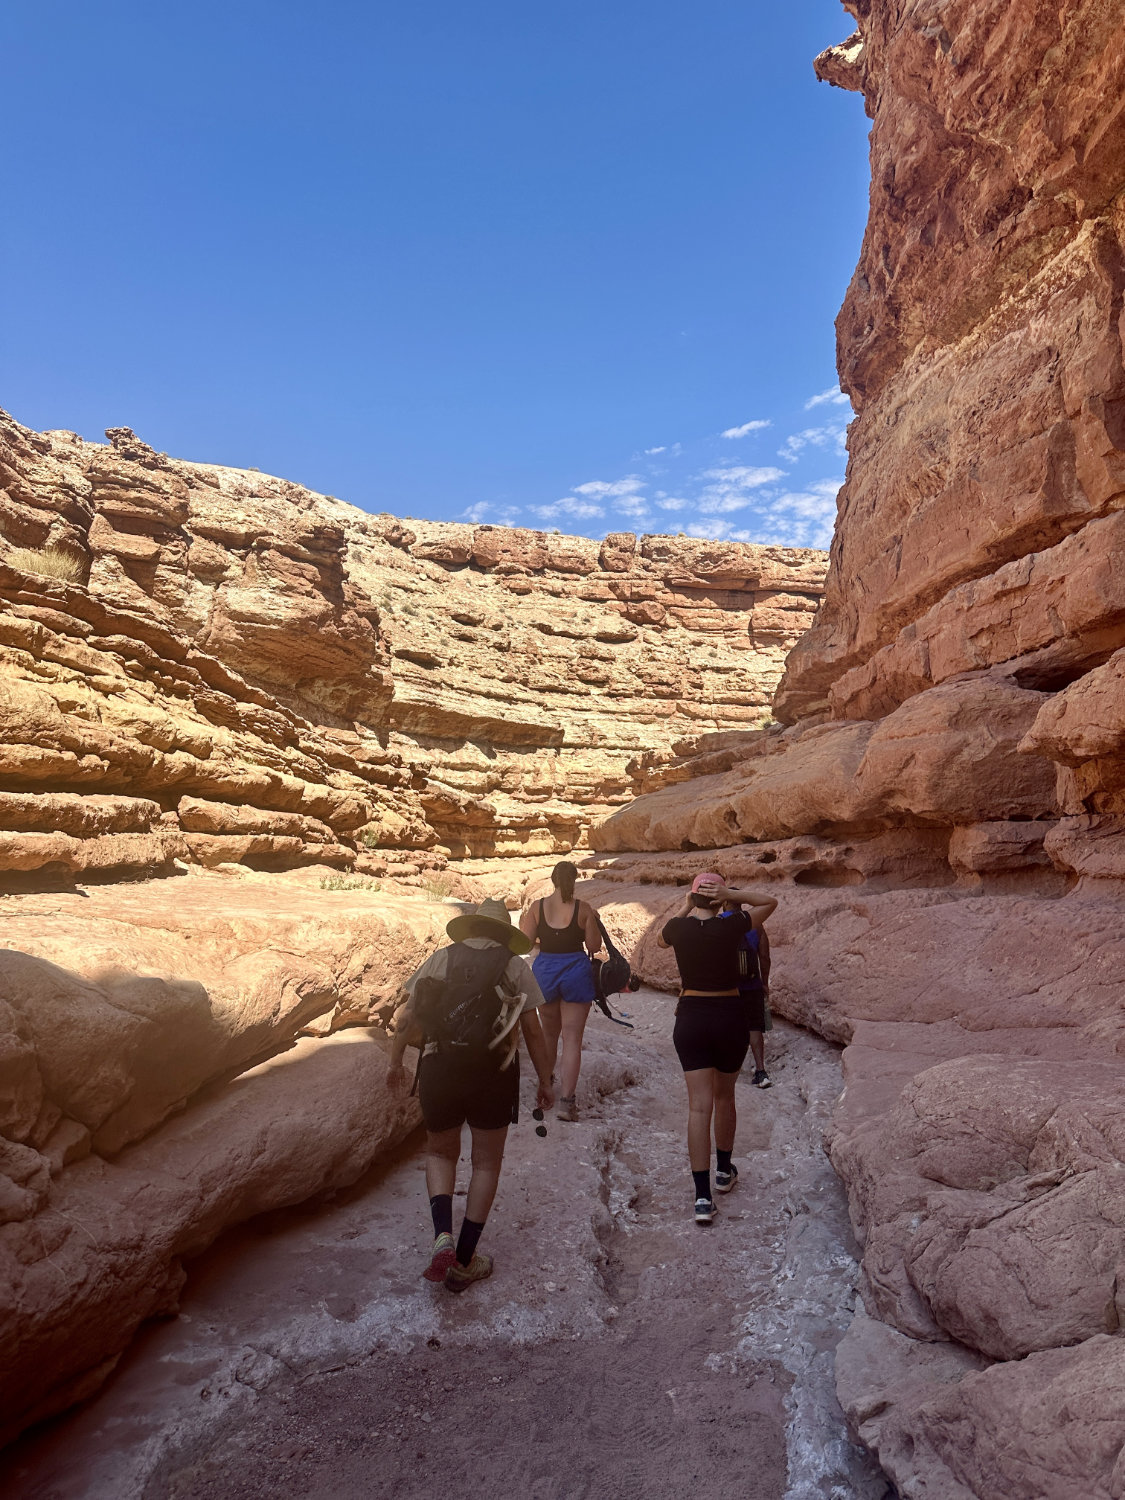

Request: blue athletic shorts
left=533, top=950, right=597, bottom=1005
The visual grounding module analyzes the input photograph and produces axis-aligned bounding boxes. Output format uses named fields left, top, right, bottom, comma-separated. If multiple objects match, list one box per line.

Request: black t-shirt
left=661, top=909, right=753, bottom=992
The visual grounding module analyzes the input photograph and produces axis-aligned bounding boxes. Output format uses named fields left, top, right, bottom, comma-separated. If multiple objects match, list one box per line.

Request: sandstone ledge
left=0, top=872, right=461, bottom=1441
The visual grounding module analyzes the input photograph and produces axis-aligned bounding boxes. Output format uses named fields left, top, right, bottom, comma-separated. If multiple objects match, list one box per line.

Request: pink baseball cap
left=691, top=871, right=724, bottom=893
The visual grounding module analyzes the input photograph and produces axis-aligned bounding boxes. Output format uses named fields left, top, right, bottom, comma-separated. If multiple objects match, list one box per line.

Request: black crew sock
left=716, top=1149, right=733, bottom=1175
left=692, top=1169, right=712, bottom=1202
left=456, top=1217, right=486, bottom=1267
left=429, top=1194, right=453, bottom=1239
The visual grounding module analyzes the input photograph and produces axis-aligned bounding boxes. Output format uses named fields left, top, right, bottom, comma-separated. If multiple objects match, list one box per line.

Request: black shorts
left=417, top=1049, right=520, bottom=1133
left=673, top=996, right=752, bottom=1074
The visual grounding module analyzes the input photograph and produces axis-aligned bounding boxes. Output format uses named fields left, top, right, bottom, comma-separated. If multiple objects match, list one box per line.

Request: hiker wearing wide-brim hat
left=446, top=897, right=534, bottom=954
left=387, top=898, right=554, bottom=1292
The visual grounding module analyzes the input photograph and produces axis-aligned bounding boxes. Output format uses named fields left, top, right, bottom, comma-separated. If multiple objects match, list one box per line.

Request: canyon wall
left=0, top=409, right=824, bottom=881
left=0, top=408, right=823, bottom=1441
left=586, top=2, right=1125, bottom=1495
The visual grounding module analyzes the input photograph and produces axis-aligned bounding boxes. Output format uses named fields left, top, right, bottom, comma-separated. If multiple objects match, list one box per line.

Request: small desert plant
left=5, top=545, right=84, bottom=583
left=358, top=825, right=382, bottom=849
left=420, top=872, right=459, bottom=901
left=319, top=873, right=382, bottom=892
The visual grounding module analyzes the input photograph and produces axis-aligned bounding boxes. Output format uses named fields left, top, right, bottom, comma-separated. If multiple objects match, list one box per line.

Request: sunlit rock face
left=0, top=407, right=823, bottom=1446
left=584, top=4, right=1125, bottom=1495
left=0, top=408, right=825, bottom=877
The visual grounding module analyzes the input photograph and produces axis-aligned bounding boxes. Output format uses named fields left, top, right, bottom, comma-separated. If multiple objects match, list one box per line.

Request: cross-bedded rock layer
left=0, top=408, right=823, bottom=1443
left=585, top=3, right=1125, bottom=1494
left=0, top=409, right=824, bottom=881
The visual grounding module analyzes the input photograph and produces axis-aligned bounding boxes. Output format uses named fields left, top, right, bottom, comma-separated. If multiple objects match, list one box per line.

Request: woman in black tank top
left=519, top=860, right=603, bottom=1121
left=535, top=896, right=585, bottom=953
left=657, top=871, right=778, bottom=1225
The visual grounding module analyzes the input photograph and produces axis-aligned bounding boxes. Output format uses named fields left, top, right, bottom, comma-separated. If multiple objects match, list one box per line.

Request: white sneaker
left=694, top=1197, right=716, bottom=1225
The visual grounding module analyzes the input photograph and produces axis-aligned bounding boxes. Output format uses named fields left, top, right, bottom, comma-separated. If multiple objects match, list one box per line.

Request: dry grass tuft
left=318, top=873, right=382, bottom=892
left=5, top=545, right=84, bottom=583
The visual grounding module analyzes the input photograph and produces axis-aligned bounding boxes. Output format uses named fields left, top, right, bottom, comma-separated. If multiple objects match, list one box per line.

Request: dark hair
left=551, top=860, right=578, bottom=902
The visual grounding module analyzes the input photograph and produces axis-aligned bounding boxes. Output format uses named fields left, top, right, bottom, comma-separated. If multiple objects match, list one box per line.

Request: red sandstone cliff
left=586, top=4, right=1125, bottom=1494
left=0, top=410, right=824, bottom=882
left=0, top=407, right=824, bottom=1443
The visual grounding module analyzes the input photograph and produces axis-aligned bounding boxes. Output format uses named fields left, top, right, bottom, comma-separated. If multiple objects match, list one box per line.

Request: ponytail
left=551, top=860, right=578, bottom=902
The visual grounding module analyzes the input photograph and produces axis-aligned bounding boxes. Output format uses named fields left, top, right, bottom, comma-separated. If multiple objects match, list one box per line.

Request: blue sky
left=2, top=1, right=868, bottom=550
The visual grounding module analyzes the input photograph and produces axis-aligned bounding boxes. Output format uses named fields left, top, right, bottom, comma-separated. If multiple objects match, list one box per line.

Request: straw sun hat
left=445, top=898, right=533, bottom=955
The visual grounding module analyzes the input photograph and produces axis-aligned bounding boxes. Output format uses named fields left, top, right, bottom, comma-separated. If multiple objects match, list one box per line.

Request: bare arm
left=581, top=901, right=603, bottom=958
left=656, top=893, right=693, bottom=948
left=697, top=881, right=777, bottom=929
left=386, top=998, right=421, bottom=1093
left=519, top=900, right=540, bottom=950
left=519, top=1010, right=556, bottom=1111
left=759, top=927, right=772, bottom=990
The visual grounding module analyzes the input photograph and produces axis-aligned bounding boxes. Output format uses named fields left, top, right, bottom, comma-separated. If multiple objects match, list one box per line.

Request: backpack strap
left=595, top=914, right=621, bottom=959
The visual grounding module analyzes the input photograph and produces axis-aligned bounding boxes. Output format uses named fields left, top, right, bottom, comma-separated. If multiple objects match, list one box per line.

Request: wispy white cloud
left=643, top=445, right=666, bottom=455
left=687, top=465, right=787, bottom=519
left=572, top=476, right=646, bottom=500
left=777, top=423, right=848, bottom=463
left=747, top=477, right=843, bottom=548
left=461, top=501, right=521, bottom=525
left=534, top=496, right=606, bottom=521
left=804, top=387, right=851, bottom=410
left=720, top=419, right=771, bottom=440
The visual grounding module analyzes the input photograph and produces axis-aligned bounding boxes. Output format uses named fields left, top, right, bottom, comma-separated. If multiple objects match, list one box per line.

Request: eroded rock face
left=0, top=872, right=451, bottom=1444
left=0, top=410, right=824, bottom=878
left=580, top=3, right=1125, bottom=1493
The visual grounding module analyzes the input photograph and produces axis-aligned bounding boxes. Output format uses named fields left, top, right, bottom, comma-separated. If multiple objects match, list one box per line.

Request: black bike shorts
left=672, top=996, right=753, bottom=1074
left=417, top=1049, right=520, bottom=1132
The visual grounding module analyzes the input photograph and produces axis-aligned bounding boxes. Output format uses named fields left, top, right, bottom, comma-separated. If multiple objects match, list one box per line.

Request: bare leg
left=557, top=1002, right=591, bottom=1099
left=713, top=1069, right=738, bottom=1154
left=539, top=1001, right=562, bottom=1082
left=464, top=1124, right=509, bottom=1224
left=684, top=1068, right=717, bottom=1172
left=425, top=1126, right=461, bottom=1200
left=749, top=1031, right=765, bottom=1071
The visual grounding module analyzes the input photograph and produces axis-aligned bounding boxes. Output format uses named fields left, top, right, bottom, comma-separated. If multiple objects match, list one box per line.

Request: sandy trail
left=4, top=992, right=891, bottom=1500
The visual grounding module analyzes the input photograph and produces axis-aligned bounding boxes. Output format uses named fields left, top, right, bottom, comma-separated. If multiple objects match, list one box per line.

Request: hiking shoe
left=556, top=1095, right=578, bottom=1123
left=422, top=1232, right=456, bottom=1283
left=694, top=1197, right=716, bottom=1226
left=714, top=1163, right=739, bottom=1195
left=445, top=1252, right=493, bottom=1293
left=753, top=1069, right=772, bottom=1089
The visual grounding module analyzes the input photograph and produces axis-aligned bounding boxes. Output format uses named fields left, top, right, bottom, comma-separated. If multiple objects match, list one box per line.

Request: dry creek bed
left=5, top=990, right=893, bottom=1500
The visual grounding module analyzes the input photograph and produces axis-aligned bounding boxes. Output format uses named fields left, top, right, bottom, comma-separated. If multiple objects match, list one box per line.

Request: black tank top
left=536, top=898, right=585, bottom=954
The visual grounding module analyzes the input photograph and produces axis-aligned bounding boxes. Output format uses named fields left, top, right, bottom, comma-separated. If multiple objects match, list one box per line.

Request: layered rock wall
left=586, top=3, right=1125, bottom=1494
left=0, top=410, right=824, bottom=882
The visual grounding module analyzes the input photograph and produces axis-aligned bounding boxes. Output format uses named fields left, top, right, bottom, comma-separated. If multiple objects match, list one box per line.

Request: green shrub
left=420, top=873, right=459, bottom=901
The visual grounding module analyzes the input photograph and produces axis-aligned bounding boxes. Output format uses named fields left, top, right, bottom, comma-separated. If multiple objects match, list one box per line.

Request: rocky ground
left=2, top=994, right=890, bottom=1500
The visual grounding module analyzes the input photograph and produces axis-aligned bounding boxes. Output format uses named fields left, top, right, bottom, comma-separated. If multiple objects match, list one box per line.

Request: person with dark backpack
left=719, top=900, right=774, bottom=1089
left=387, top=899, right=555, bottom=1291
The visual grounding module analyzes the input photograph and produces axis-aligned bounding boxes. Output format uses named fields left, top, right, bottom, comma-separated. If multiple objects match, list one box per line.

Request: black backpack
left=412, top=942, right=513, bottom=1054
left=592, top=916, right=637, bottom=1029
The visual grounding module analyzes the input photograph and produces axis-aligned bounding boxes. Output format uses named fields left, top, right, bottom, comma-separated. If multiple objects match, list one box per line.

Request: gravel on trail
left=4, top=990, right=892, bottom=1500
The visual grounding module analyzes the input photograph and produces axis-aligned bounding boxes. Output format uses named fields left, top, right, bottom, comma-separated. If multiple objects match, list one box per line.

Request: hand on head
left=694, top=879, right=730, bottom=903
